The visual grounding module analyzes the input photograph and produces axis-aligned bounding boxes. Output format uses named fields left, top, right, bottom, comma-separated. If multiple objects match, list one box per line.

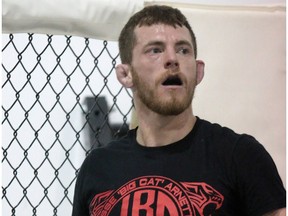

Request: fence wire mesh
left=2, top=33, right=133, bottom=216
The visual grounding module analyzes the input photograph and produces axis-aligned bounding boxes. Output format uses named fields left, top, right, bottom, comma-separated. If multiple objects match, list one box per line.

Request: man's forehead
left=134, top=24, right=192, bottom=44
left=135, top=23, right=188, bottom=33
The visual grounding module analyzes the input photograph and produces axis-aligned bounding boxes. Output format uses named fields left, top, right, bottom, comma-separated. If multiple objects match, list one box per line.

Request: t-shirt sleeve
left=232, top=136, right=286, bottom=216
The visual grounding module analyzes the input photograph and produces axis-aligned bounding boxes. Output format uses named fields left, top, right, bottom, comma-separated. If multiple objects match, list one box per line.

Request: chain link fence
left=2, top=33, right=133, bottom=216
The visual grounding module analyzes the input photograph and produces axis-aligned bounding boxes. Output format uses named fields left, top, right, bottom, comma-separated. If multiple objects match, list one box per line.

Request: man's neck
left=135, top=108, right=196, bottom=147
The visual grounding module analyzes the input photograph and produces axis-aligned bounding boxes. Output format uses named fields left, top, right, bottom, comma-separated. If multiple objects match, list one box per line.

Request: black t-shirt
left=72, top=117, right=286, bottom=216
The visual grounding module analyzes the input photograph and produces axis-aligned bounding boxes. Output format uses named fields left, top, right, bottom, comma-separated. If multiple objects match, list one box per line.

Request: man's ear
left=196, top=60, right=205, bottom=85
left=116, top=64, right=133, bottom=88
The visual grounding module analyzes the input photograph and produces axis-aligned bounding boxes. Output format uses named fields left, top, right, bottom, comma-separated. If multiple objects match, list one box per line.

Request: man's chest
left=86, top=154, right=234, bottom=216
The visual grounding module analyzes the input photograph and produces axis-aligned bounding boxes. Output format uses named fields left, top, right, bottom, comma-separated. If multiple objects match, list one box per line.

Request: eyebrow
left=144, top=40, right=193, bottom=48
left=175, top=40, right=193, bottom=48
left=144, top=40, right=165, bottom=48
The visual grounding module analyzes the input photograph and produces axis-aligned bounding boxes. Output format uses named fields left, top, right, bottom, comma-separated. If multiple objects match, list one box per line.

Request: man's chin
left=150, top=101, right=190, bottom=116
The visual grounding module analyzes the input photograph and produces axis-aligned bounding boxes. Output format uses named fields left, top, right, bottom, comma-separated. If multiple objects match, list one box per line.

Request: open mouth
left=162, top=75, right=183, bottom=86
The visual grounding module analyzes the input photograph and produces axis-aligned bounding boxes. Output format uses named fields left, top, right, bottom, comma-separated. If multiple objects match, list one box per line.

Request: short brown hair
left=118, top=5, right=197, bottom=64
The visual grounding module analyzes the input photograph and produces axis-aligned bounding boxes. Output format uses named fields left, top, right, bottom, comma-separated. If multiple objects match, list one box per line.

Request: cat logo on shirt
left=89, top=175, right=224, bottom=216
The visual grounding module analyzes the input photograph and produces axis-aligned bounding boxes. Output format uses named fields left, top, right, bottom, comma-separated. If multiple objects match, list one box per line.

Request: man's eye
left=147, top=48, right=162, bottom=54
left=177, top=47, right=190, bottom=55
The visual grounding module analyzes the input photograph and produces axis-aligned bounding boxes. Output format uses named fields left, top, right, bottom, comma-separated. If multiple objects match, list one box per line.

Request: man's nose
left=164, top=50, right=179, bottom=70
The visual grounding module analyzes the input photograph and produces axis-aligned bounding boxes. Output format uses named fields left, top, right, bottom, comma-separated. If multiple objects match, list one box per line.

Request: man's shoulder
left=197, top=117, right=242, bottom=138
left=196, top=117, right=260, bottom=149
left=89, top=128, right=136, bottom=155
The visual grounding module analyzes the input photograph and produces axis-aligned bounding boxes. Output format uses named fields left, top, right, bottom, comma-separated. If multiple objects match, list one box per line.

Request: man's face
left=131, top=24, right=199, bottom=116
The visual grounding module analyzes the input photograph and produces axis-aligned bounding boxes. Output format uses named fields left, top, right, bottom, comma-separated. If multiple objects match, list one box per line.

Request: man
left=72, top=5, right=286, bottom=215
